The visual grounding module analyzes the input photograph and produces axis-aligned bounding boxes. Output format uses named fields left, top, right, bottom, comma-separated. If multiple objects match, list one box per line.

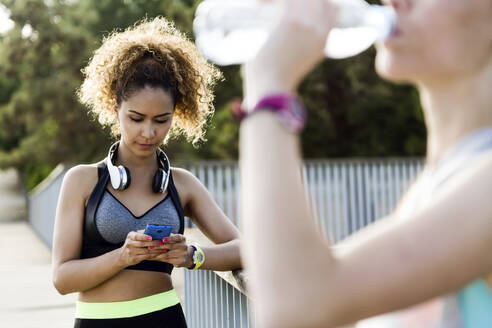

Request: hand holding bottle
left=194, top=0, right=396, bottom=66
left=243, top=0, right=338, bottom=110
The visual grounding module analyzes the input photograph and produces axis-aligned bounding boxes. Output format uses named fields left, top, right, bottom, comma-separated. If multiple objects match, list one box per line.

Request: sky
left=0, top=5, right=14, bottom=34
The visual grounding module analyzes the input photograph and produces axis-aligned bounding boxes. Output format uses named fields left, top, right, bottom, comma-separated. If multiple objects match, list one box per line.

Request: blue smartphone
left=144, top=224, right=173, bottom=241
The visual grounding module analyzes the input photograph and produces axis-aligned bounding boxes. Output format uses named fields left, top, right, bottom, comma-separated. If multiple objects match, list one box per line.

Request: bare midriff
left=78, top=270, right=173, bottom=302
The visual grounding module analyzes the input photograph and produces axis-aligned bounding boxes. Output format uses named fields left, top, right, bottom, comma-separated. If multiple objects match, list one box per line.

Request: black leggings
left=73, top=304, right=187, bottom=328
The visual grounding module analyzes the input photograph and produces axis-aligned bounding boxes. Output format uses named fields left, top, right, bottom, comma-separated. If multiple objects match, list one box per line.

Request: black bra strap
left=168, top=171, right=185, bottom=235
left=83, top=160, right=110, bottom=246
left=84, top=163, right=185, bottom=246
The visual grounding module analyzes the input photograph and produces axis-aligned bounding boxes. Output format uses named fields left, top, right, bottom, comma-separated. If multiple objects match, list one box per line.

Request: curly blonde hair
left=78, top=16, right=223, bottom=145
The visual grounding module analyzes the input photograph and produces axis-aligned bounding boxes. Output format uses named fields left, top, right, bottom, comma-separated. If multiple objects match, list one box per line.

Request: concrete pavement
left=0, top=168, right=76, bottom=327
left=0, top=221, right=78, bottom=328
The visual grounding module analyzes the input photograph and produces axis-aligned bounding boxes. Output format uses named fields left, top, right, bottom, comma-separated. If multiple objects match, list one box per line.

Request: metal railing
left=180, top=158, right=424, bottom=242
left=184, top=269, right=253, bottom=328
left=28, top=164, right=67, bottom=247
left=28, top=158, right=424, bottom=327
left=180, top=158, right=424, bottom=327
left=302, top=158, right=424, bottom=242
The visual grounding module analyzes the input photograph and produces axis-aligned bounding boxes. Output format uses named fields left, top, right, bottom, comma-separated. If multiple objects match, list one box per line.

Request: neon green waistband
left=75, top=289, right=180, bottom=319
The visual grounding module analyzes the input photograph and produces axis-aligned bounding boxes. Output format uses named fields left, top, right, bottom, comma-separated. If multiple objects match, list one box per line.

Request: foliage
left=0, top=0, right=425, bottom=190
left=299, top=49, right=425, bottom=158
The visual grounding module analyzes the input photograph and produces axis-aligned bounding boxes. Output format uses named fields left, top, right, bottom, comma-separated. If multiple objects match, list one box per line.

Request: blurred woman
left=240, top=0, right=492, bottom=327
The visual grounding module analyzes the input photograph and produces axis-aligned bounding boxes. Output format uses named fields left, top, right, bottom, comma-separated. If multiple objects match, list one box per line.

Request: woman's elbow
left=52, top=270, right=72, bottom=295
left=52, top=278, right=67, bottom=295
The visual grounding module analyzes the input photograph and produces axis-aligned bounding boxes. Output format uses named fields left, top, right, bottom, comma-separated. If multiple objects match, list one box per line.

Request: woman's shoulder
left=169, top=167, right=202, bottom=204
left=170, top=167, right=205, bottom=187
left=170, top=167, right=197, bottom=189
left=171, top=166, right=193, bottom=179
left=62, top=163, right=101, bottom=205
left=64, top=163, right=99, bottom=182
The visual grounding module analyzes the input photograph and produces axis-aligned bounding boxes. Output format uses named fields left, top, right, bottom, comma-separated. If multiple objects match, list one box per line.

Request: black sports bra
left=80, top=160, right=185, bottom=275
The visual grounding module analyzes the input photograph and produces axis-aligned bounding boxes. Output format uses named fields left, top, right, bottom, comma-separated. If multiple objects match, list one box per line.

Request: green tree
left=299, top=49, right=425, bottom=158
left=0, top=0, right=425, bottom=191
left=0, top=0, right=207, bottom=189
left=0, top=0, right=110, bottom=190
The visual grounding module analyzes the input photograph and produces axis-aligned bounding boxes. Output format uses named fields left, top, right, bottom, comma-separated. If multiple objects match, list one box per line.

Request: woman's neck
left=418, top=65, right=492, bottom=166
left=115, top=140, right=158, bottom=173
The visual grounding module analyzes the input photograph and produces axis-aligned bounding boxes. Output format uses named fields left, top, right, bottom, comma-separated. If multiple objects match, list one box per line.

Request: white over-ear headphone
left=106, top=141, right=170, bottom=193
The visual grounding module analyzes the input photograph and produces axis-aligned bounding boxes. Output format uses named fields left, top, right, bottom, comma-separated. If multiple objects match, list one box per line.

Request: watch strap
left=237, top=93, right=307, bottom=133
left=186, top=245, right=205, bottom=271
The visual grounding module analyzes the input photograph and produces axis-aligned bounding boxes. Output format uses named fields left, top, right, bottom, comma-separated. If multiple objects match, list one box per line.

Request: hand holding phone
left=144, top=224, right=173, bottom=241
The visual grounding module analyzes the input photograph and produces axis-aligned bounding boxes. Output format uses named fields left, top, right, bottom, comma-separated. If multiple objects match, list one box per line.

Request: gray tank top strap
left=356, top=127, right=492, bottom=328
left=429, top=127, right=492, bottom=189
left=425, top=127, right=492, bottom=328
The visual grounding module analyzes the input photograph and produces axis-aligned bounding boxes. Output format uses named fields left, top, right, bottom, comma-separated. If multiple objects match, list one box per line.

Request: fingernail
left=163, top=238, right=168, bottom=242
left=158, top=241, right=163, bottom=245
left=147, top=236, right=152, bottom=240
left=149, top=246, right=155, bottom=250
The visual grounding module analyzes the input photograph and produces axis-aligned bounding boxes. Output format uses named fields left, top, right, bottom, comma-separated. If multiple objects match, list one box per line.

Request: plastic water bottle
left=193, top=0, right=396, bottom=66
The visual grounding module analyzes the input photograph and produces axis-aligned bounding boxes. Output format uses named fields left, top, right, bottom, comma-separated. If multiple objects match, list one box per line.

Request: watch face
left=196, top=252, right=205, bottom=263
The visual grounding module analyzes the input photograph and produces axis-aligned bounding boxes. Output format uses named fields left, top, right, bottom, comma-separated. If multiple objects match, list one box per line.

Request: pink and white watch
left=239, top=94, right=307, bottom=133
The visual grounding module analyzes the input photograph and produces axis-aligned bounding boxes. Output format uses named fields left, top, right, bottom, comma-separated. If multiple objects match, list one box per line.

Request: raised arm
left=241, top=109, right=492, bottom=327
left=239, top=1, right=492, bottom=327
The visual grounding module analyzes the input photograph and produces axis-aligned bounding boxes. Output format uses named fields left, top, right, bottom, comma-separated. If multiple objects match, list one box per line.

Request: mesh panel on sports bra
left=95, top=190, right=181, bottom=245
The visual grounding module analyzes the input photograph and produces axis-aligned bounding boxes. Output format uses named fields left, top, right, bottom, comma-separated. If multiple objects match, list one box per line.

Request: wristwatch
left=239, top=93, right=307, bottom=133
left=187, top=245, right=205, bottom=271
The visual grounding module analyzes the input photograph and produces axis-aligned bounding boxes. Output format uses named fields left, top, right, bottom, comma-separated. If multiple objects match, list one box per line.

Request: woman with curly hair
left=51, top=17, right=241, bottom=327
